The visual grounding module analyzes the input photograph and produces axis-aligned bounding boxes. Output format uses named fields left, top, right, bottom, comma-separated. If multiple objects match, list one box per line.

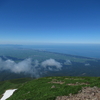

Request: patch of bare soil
left=67, top=82, right=89, bottom=86
left=65, top=78, right=84, bottom=80
left=48, top=79, right=65, bottom=84
left=65, top=78, right=69, bottom=79
left=55, top=86, right=100, bottom=100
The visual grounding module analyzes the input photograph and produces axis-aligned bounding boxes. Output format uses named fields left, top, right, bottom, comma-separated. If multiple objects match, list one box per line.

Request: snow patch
left=1, top=89, right=17, bottom=100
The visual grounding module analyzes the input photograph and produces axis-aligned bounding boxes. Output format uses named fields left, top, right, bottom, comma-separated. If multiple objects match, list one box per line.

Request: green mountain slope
left=5, top=76, right=100, bottom=100
left=0, top=78, right=33, bottom=99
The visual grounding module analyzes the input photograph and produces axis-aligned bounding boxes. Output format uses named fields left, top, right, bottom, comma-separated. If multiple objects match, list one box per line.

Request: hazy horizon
left=0, top=42, right=100, bottom=45
left=0, top=43, right=100, bottom=59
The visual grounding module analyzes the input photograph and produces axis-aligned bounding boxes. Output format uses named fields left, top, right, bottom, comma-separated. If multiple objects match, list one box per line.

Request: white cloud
left=41, top=58, right=62, bottom=70
left=0, top=58, right=32, bottom=73
left=64, top=59, right=72, bottom=65
left=0, top=58, right=63, bottom=78
left=85, top=63, right=90, bottom=66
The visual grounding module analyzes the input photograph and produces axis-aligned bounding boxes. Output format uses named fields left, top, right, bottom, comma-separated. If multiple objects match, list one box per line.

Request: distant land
left=0, top=44, right=100, bottom=81
left=0, top=44, right=100, bottom=58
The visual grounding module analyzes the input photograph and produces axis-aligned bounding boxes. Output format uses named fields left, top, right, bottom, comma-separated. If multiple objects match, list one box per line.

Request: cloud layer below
left=0, top=58, right=62, bottom=78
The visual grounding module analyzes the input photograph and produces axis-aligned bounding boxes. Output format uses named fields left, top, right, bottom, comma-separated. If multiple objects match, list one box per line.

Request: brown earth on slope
left=48, top=79, right=65, bottom=84
left=55, top=86, right=100, bottom=100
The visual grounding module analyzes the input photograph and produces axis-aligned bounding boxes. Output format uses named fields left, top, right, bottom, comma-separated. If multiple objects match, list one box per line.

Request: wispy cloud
left=41, top=58, right=62, bottom=70
left=64, top=59, right=72, bottom=65
left=0, top=58, right=62, bottom=78
left=0, top=58, right=32, bottom=73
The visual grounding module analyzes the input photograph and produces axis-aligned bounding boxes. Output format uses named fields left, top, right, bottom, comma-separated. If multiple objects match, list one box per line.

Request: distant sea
left=22, top=44, right=100, bottom=59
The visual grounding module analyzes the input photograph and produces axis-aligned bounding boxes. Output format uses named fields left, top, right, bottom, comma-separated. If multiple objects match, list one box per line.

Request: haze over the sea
left=15, top=44, right=100, bottom=59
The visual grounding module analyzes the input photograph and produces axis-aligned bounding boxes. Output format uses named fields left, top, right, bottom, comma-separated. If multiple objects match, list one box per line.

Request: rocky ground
left=55, top=86, right=100, bottom=100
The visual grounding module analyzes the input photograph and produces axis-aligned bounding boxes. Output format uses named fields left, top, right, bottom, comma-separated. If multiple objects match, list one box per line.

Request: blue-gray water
left=21, top=44, right=100, bottom=59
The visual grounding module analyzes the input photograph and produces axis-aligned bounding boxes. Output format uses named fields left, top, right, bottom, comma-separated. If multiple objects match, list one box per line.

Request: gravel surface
left=55, top=86, right=100, bottom=100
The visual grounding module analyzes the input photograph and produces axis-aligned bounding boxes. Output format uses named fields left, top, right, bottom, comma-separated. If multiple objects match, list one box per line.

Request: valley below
left=0, top=46, right=100, bottom=81
left=0, top=46, right=100, bottom=99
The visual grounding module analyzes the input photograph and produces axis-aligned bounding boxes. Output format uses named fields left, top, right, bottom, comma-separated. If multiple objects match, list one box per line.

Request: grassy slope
left=0, top=78, right=33, bottom=99
left=7, top=76, right=100, bottom=100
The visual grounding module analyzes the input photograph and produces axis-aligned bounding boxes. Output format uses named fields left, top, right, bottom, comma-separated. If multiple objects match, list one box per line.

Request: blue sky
left=0, top=0, right=100, bottom=45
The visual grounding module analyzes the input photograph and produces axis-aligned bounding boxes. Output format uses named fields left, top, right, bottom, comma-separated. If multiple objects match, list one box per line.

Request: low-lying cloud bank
left=41, top=58, right=62, bottom=70
left=64, top=59, right=72, bottom=65
left=0, top=58, right=62, bottom=78
left=85, top=63, right=90, bottom=66
left=0, top=58, right=32, bottom=73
